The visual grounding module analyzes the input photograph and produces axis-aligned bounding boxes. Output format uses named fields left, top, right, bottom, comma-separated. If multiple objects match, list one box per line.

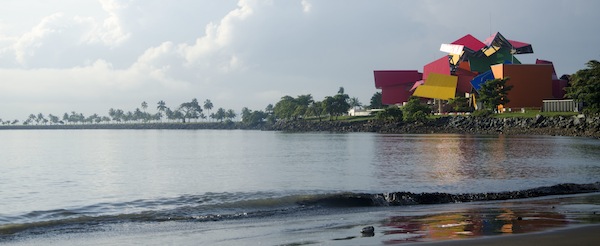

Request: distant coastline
left=2, top=115, right=599, bottom=138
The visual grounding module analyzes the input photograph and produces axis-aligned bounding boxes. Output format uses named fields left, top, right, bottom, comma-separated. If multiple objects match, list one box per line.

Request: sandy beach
left=4, top=193, right=599, bottom=246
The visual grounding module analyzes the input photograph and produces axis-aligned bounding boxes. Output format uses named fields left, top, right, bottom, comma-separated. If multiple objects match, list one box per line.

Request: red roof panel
left=381, top=85, right=413, bottom=105
left=423, top=57, right=450, bottom=80
left=508, top=39, right=531, bottom=49
left=374, top=70, right=422, bottom=88
left=451, top=34, right=486, bottom=52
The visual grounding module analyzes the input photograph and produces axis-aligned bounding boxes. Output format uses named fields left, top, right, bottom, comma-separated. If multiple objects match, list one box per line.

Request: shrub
left=402, top=96, right=432, bottom=123
left=377, top=106, right=403, bottom=122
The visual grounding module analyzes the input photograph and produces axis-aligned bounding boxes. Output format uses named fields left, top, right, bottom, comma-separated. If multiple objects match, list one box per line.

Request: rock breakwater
left=268, top=115, right=600, bottom=138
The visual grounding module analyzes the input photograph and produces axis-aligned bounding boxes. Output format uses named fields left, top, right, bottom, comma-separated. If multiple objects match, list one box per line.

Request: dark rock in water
left=361, top=226, right=375, bottom=236
left=361, top=226, right=374, bottom=233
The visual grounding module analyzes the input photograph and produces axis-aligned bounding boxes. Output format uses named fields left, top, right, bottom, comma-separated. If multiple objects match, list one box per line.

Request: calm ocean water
left=1, top=130, right=599, bottom=244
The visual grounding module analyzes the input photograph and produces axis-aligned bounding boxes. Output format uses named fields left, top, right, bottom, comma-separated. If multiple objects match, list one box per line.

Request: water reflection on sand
left=376, top=194, right=600, bottom=244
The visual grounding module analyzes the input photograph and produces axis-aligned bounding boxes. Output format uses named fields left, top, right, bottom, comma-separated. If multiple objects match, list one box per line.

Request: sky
left=1, top=0, right=599, bottom=121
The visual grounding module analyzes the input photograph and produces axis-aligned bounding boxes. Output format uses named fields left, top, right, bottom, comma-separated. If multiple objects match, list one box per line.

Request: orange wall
left=491, top=64, right=554, bottom=108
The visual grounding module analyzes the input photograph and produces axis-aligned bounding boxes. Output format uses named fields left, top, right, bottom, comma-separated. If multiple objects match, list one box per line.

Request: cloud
left=86, top=0, right=131, bottom=47
left=301, top=0, right=312, bottom=13
left=1, top=0, right=599, bottom=121
left=12, top=13, right=66, bottom=66
left=179, top=0, right=254, bottom=70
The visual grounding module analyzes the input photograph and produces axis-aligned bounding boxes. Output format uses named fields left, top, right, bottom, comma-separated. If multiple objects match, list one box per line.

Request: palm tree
left=226, top=109, right=237, bottom=121
left=36, top=113, right=46, bottom=125
left=215, top=108, right=226, bottom=122
left=157, top=100, right=167, bottom=122
left=48, top=114, right=59, bottom=125
left=203, top=99, right=213, bottom=121
left=349, top=97, right=362, bottom=110
left=27, top=114, right=36, bottom=125
left=265, top=104, right=274, bottom=114
left=63, top=113, right=69, bottom=124
left=165, top=107, right=174, bottom=122
left=141, top=101, right=148, bottom=112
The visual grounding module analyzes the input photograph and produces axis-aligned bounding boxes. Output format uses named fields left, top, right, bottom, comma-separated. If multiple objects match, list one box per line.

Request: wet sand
left=418, top=224, right=600, bottom=246
left=3, top=193, right=600, bottom=245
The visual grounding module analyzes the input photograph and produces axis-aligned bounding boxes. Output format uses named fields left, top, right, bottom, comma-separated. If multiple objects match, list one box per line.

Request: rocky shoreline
left=267, top=114, right=600, bottom=138
left=2, top=115, right=599, bottom=138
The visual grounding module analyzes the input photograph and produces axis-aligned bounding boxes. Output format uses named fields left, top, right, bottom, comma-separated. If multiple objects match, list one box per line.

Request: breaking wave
left=1, top=182, right=599, bottom=240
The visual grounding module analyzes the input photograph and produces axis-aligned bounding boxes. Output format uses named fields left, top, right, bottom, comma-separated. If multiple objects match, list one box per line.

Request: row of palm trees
left=3, top=99, right=238, bottom=125
left=109, top=99, right=237, bottom=124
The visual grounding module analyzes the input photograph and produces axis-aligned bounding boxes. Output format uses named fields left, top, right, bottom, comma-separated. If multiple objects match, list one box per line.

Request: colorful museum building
left=374, top=32, right=567, bottom=110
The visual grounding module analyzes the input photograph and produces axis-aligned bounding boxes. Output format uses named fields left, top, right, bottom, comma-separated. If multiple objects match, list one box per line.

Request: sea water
left=1, top=130, right=599, bottom=244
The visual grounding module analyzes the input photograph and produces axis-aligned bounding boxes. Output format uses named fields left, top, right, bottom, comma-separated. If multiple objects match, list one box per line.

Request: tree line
left=239, top=87, right=366, bottom=127
left=0, top=99, right=237, bottom=125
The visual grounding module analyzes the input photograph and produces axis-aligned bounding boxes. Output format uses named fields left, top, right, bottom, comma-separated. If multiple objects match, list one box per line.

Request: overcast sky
left=1, top=0, right=598, bottom=120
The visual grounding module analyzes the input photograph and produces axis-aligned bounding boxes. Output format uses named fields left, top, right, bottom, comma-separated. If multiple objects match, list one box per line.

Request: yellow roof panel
left=450, top=52, right=463, bottom=65
left=412, top=73, right=458, bottom=100
left=483, top=45, right=500, bottom=57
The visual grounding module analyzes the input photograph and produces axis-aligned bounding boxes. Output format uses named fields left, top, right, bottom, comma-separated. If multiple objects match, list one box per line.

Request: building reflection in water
left=371, top=134, right=583, bottom=193
left=378, top=205, right=568, bottom=244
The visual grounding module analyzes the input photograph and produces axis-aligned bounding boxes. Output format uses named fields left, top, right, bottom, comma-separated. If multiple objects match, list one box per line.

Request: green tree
left=296, top=94, right=313, bottom=107
left=69, top=111, right=84, bottom=124
left=115, top=109, right=124, bottom=123
left=62, top=113, right=69, bottom=124
left=402, top=96, right=431, bottom=123
left=26, top=114, right=36, bottom=125
left=179, top=98, right=203, bottom=123
left=134, top=108, right=143, bottom=122
left=141, top=101, right=148, bottom=112
left=172, top=110, right=183, bottom=122
left=565, top=60, right=600, bottom=114
left=241, top=107, right=251, bottom=122
left=108, top=108, right=116, bottom=123
left=203, top=99, right=213, bottom=120
left=377, top=106, right=403, bottom=122
left=478, top=77, right=513, bottom=112
left=349, top=97, right=362, bottom=109
left=48, top=114, right=59, bottom=124
left=36, top=113, right=46, bottom=125
left=265, top=104, right=274, bottom=114
left=293, top=94, right=313, bottom=118
left=306, top=101, right=324, bottom=121
left=322, top=93, right=350, bottom=120
left=370, top=92, right=383, bottom=109
left=241, top=108, right=267, bottom=127
left=215, top=108, right=226, bottom=122
left=274, top=95, right=297, bottom=120
left=447, top=96, right=471, bottom=112
left=156, top=100, right=167, bottom=121
left=265, top=104, right=275, bottom=124
left=165, top=108, right=175, bottom=122
left=226, top=109, right=237, bottom=121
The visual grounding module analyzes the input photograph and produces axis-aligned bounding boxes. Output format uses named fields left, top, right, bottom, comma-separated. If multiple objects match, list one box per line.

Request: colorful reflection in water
left=372, top=134, right=600, bottom=193
left=379, top=208, right=568, bottom=243
left=374, top=194, right=600, bottom=244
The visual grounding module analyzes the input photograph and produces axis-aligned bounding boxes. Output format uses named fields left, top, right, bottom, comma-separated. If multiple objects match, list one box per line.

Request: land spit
left=2, top=115, right=599, bottom=138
